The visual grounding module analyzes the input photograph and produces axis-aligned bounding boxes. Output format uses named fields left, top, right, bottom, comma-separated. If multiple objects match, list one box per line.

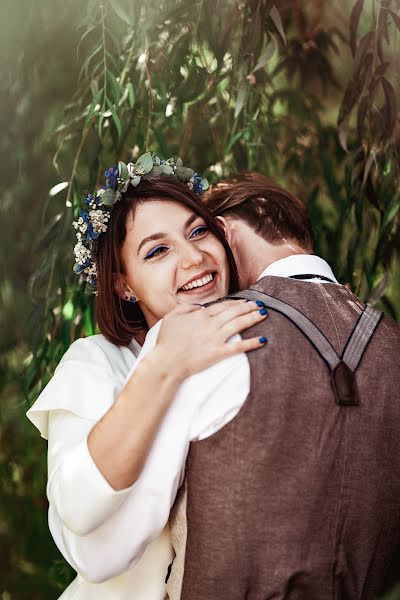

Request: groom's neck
left=234, top=225, right=311, bottom=289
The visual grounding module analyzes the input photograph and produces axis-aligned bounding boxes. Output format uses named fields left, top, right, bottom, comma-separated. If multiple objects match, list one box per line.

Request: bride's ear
left=215, top=215, right=234, bottom=246
left=113, top=274, right=140, bottom=303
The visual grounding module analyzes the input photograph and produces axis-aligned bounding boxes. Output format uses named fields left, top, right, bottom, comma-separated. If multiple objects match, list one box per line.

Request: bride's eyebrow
left=137, top=213, right=199, bottom=254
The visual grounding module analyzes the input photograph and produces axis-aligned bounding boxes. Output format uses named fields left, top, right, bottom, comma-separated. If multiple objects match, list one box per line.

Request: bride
left=27, top=153, right=268, bottom=599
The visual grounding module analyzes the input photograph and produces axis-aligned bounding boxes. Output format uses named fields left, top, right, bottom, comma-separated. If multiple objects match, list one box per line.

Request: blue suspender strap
left=228, top=289, right=382, bottom=407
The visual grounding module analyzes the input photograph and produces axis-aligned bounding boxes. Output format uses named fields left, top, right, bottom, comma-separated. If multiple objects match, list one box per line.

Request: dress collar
left=128, top=336, right=142, bottom=357
left=257, top=254, right=338, bottom=284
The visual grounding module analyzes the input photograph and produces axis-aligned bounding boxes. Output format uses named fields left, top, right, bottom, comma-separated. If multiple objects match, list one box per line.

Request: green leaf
left=175, top=166, right=194, bottom=180
left=105, top=50, right=120, bottom=73
left=106, top=98, right=122, bottom=140
left=107, top=71, right=122, bottom=104
left=361, top=151, right=375, bottom=189
left=100, top=188, right=116, bottom=207
left=234, top=83, right=248, bottom=119
left=79, top=44, right=102, bottom=81
left=84, top=90, right=102, bottom=127
left=109, top=0, right=134, bottom=26
left=127, top=82, right=135, bottom=108
left=149, top=165, right=163, bottom=177
left=136, top=152, right=154, bottom=173
left=118, top=161, right=128, bottom=180
left=253, top=37, right=277, bottom=72
left=218, top=76, right=230, bottom=92
left=382, top=200, right=400, bottom=229
left=77, top=24, right=97, bottom=58
left=270, top=5, right=286, bottom=45
left=225, top=129, right=246, bottom=154
left=337, top=51, right=373, bottom=127
left=388, top=9, right=400, bottom=32
left=381, top=77, right=397, bottom=136
left=349, top=0, right=364, bottom=57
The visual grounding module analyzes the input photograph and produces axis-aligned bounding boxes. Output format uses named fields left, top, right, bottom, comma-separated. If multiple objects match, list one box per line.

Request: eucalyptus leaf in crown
left=72, top=152, right=209, bottom=291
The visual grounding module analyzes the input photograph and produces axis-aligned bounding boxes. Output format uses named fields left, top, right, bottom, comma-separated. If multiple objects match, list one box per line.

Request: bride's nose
left=178, top=241, right=204, bottom=270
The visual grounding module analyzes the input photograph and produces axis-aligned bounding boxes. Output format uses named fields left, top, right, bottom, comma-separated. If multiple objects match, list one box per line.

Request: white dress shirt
left=26, top=254, right=338, bottom=594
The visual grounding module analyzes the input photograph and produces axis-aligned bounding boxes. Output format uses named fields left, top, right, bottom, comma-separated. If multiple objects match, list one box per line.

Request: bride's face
left=119, top=199, right=230, bottom=328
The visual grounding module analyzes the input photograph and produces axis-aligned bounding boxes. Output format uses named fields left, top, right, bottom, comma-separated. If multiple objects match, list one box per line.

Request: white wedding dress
left=27, top=334, right=174, bottom=599
left=58, top=525, right=173, bottom=600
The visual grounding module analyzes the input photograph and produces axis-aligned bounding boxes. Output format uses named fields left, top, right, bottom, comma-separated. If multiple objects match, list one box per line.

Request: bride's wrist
left=140, top=345, right=186, bottom=384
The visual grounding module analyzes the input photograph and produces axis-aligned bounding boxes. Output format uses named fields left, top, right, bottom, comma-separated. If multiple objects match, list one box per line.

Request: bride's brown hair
left=95, top=177, right=239, bottom=346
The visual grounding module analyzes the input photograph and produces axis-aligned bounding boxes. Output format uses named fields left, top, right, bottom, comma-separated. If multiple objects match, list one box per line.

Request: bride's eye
left=144, top=245, right=168, bottom=259
left=189, top=225, right=208, bottom=238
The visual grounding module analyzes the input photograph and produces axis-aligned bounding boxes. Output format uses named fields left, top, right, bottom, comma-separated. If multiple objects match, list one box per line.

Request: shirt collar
left=257, top=254, right=338, bottom=283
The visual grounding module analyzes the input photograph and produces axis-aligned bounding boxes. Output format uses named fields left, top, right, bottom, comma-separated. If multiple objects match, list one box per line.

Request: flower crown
left=73, top=152, right=209, bottom=290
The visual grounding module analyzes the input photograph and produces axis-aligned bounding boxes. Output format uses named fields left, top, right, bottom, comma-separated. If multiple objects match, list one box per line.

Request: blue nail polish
left=259, top=308, right=268, bottom=315
left=256, top=300, right=265, bottom=307
left=130, top=296, right=137, bottom=303
left=259, top=336, right=267, bottom=344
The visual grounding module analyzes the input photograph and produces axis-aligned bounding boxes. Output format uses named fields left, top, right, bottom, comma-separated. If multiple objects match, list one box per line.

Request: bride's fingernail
left=259, top=337, right=267, bottom=344
left=259, top=308, right=268, bottom=315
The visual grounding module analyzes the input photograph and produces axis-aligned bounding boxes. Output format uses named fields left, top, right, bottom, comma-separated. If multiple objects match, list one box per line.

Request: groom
left=129, top=173, right=400, bottom=599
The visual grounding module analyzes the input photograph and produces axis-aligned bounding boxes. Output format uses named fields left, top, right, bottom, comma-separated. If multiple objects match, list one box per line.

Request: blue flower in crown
left=105, top=165, right=119, bottom=190
left=73, top=151, right=209, bottom=291
left=79, top=209, right=101, bottom=241
left=189, top=173, right=204, bottom=194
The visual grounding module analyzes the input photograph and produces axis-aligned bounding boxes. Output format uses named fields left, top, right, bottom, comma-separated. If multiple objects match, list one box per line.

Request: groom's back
left=181, top=276, right=400, bottom=600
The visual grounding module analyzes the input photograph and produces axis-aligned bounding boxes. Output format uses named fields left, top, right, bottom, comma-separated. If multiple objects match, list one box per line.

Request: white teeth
left=181, top=273, right=214, bottom=291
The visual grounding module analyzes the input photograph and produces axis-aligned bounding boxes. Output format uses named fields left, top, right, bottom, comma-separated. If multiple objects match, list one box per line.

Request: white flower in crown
left=127, top=162, right=144, bottom=179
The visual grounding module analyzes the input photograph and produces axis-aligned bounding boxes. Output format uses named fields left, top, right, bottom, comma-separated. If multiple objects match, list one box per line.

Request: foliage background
left=0, top=0, right=399, bottom=597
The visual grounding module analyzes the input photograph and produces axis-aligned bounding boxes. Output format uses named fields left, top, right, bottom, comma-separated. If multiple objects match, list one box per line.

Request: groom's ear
left=215, top=215, right=234, bottom=246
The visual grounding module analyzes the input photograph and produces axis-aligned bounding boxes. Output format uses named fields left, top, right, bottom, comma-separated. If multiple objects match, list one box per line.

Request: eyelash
left=190, top=225, right=208, bottom=238
left=144, top=225, right=208, bottom=260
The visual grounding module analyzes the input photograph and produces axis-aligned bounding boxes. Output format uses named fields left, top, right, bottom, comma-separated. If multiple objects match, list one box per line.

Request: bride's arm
left=86, top=300, right=265, bottom=492
left=87, top=342, right=184, bottom=491
left=46, top=343, right=185, bottom=537
left=46, top=409, right=178, bottom=583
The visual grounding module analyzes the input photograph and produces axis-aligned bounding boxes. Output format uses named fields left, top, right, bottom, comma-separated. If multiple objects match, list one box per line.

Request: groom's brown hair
left=206, top=172, right=314, bottom=251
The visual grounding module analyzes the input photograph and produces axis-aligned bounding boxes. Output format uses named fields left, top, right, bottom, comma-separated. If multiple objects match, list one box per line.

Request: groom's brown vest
left=167, top=276, right=400, bottom=600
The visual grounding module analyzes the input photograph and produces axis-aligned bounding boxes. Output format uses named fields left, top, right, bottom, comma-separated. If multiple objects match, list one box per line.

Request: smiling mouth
left=178, top=272, right=217, bottom=294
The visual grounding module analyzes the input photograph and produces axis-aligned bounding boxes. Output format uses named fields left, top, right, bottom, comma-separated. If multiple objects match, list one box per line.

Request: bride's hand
left=156, top=299, right=268, bottom=380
